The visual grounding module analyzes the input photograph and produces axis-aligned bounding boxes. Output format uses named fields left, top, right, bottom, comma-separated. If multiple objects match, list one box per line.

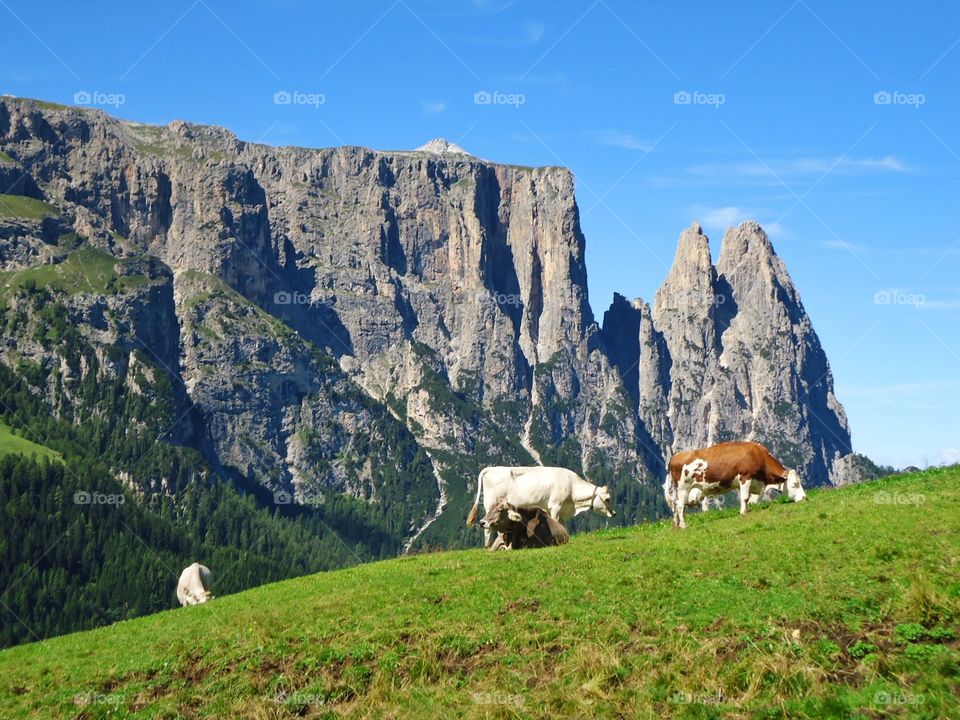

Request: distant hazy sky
left=2, top=0, right=957, bottom=468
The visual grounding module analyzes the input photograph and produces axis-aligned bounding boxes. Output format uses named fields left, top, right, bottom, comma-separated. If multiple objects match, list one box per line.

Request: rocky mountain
left=0, top=97, right=859, bottom=559
left=602, top=221, right=853, bottom=485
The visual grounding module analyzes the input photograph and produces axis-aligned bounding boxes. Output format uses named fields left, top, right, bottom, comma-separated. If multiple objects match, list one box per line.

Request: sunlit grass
left=0, top=467, right=957, bottom=718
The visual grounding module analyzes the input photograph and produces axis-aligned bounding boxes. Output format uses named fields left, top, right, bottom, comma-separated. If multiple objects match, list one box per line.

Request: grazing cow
left=662, top=478, right=726, bottom=512
left=467, top=465, right=615, bottom=547
left=478, top=500, right=569, bottom=550
left=177, top=562, right=214, bottom=606
left=667, top=441, right=806, bottom=529
left=750, top=484, right=783, bottom=504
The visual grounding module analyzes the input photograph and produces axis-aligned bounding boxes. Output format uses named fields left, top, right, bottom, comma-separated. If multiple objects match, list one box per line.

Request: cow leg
left=675, top=485, right=690, bottom=529
left=739, top=480, right=752, bottom=515
left=483, top=527, right=493, bottom=548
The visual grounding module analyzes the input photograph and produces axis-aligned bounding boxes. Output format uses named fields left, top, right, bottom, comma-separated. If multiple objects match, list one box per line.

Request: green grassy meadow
left=0, top=194, right=59, bottom=220
left=0, top=467, right=957, bottom=719
left=0, top=422, right=62, bottom=463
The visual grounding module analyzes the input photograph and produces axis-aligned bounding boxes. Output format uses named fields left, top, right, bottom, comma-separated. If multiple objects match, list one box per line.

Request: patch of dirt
left=498, top=598, right=540, bottom=615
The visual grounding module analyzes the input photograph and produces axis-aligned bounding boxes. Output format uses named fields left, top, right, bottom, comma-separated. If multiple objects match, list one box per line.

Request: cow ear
left=507, top=509, right=523, bottom=522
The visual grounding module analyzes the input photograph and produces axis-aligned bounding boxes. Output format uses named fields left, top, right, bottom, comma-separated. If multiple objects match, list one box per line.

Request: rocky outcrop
left=0, top=96, right=863, bottom=549
left=0, top=97, right=653, bottom=546
left=608, top=221, right=854, bottom=486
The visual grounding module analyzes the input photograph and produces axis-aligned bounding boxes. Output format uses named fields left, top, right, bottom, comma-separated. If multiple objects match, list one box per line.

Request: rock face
left=610, top=221, right=853, bottom=485
left=0, top=97, right=861, bottom=554
left=0, top=98, right=652, bottom=550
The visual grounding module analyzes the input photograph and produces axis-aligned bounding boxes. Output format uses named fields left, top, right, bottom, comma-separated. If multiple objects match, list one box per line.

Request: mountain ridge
left=0, top=96, right=872, bottom=644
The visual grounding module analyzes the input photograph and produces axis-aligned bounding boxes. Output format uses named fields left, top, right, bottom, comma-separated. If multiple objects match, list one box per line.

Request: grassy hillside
left=0, top=194, right=59, bottom=219
left=1, top=468, right=958, bottom=719
left=0, top=422, right=62, bottom=463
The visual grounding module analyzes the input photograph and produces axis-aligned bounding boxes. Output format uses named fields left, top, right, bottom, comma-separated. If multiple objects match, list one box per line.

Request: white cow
left=467, top=466, right=615, bottom=547
left=177, top=562, right=214, bottom=606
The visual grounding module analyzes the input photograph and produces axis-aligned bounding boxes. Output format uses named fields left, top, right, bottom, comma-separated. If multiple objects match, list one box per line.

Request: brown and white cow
left=478, top=500, right=570, bottom=550
left=666, top=441, right=805, bottom=529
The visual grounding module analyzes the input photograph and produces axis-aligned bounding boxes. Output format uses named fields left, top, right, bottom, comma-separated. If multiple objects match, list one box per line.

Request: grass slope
left=0, top=194, right=59, bottom=219
left=1, top=468, right=958, bottom=719
left=0, top=422, right=62, bottom=463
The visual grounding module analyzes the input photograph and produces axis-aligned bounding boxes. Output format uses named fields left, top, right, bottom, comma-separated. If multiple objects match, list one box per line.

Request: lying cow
left=479, top=500, right=569, bottom=550
left=466, top=465, right=616, bottom=547
left=667, top=441, right=806, bottom=529
left=177, top=562, right=214, bottom=606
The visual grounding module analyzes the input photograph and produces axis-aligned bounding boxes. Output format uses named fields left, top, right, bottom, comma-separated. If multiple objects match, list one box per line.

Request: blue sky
left=2, top=0, right=958, bottom=468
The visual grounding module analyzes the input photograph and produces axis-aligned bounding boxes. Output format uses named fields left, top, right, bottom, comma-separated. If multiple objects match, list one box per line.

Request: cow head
left=592, top=485, right=616, bottom=517
left=785, top=469, right=806, bottom=502
left=478, top=502, right=523, bottom=531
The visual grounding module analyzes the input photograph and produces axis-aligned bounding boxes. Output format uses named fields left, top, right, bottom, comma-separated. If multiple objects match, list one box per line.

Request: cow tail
left=663, top=473, right=676, bottom=507
left=466, top=469, right=485, bottom=526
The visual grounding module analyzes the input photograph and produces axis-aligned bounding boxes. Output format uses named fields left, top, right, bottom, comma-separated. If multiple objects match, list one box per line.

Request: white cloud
left=763, top=221, right=787, bottom=238
left=942, top=448, right=960, bottom=465
left=590, top=130, right=652, bottom=151
left=819, top=239, right=872, bottom=253
left=420, top=100, right=446, bottom=116
left=700, top=206, right=744, bottom=228
left=521, top=21, right=545, bottom=44
left=470, top=0, right=520, bottom=12
left=460, top=18, right=544, bottom=46
left=919, top=297, right=960, bottom=310
left=686, top=155, right=908, bottom=179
